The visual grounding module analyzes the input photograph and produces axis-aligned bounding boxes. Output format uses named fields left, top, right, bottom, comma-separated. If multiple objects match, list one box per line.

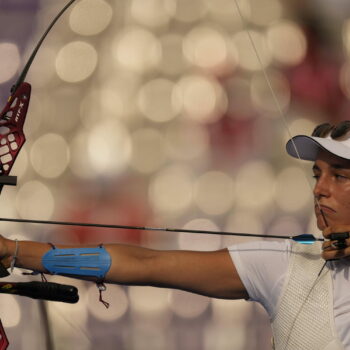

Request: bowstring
left=232, top=0, right=329, bottom=231
left=232, top=1, right=330, bottom=349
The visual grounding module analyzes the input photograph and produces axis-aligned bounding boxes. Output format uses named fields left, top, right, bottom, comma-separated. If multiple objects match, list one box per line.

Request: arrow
left=0, top=216, right=324, bottom=244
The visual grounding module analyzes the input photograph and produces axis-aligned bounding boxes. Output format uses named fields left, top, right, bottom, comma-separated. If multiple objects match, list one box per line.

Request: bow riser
left=0, top=82, right=31, bottom=177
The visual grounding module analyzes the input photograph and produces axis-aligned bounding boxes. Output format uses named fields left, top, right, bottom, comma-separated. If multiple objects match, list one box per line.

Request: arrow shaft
left=0, top=216, right=324, bottom=241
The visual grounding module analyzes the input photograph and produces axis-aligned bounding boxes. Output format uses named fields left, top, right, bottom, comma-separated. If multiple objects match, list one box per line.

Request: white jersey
left=228, top=240, right=350, bottom=349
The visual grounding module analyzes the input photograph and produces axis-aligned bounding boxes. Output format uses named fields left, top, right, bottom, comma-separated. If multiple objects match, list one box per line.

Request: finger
left=323, top=237, right=350, bottom=249
left=322, top=244, right=350, bottom=260
left=322, top=248, right=345, bottom=260
left=322, top=241, right=334, bottom=251
left=323, top=226, right=350, bottom=239
left=0, top=257, right=10, bottom=269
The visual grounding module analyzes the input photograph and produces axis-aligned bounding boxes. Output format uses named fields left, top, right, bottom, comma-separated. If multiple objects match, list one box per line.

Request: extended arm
left=0, top=237, right=248, bottom=300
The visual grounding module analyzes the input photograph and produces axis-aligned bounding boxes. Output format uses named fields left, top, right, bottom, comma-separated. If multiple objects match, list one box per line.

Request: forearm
left=4, top=238, right=155, bottom=285
left=2, top=238, right=247, bottom=299
left=6, top=239, right=50, bottom=272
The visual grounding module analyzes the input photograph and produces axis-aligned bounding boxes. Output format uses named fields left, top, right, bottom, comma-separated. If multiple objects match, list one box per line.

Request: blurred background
left=0, top=0, right=349, bottom=349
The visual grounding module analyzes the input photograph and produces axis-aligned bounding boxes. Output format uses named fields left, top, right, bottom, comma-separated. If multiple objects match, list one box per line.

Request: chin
left=316, top=215, right=327, bottom=231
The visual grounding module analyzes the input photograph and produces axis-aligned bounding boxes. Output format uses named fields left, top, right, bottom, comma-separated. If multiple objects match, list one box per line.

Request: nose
left=313, top=175, right=331, bottom=199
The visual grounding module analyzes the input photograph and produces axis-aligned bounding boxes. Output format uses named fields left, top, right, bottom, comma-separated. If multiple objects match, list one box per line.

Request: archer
left=0, top=121, right=350, bottom=350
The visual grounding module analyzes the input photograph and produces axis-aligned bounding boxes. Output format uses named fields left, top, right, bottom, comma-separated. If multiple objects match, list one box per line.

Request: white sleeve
left=228, top=240, right=292, bottom=320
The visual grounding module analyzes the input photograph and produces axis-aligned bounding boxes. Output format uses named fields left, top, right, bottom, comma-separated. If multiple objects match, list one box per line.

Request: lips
left=315, top=204, right=336, bottom=214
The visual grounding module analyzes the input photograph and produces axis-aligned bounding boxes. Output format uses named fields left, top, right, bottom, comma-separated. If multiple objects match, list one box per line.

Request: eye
left=335, top=174, right=348, bottom=180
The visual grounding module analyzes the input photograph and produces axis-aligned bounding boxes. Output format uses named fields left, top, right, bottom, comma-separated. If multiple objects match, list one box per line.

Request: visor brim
left=286, top=135, right=350, bottom=161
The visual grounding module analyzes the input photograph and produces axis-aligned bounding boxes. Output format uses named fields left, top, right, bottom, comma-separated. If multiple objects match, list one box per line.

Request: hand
left=322, top=226, right=350, bottom=260
left=0, top=235, right=16, bottom=269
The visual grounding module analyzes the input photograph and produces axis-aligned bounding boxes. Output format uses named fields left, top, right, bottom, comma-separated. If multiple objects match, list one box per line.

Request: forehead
left=314, top=149, right=350, bottom=169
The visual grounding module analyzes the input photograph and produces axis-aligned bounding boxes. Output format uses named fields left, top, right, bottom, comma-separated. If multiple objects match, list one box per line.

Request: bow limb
left=0, top=2, right=79, bottom=349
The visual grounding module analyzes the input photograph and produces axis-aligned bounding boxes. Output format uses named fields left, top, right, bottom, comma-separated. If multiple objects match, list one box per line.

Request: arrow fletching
left=292, top=234, right=321, bottom=244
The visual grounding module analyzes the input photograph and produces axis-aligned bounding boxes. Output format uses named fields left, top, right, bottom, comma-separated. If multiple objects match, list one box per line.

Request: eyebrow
left=313, top=163, right=350, bottom=171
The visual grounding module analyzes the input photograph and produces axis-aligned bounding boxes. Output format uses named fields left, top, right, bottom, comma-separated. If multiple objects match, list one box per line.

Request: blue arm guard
left=42, top=245, right=111, bottom=279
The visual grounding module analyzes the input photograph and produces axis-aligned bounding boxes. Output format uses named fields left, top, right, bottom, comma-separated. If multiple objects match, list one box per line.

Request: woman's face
left=313, top=150, right=350, bottom=230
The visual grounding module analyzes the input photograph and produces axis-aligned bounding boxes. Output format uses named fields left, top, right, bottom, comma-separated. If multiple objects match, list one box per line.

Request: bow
left=0, top=1, right=345, bottom=349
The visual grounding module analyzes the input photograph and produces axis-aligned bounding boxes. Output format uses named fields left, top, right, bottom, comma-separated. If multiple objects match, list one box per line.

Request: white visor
left=286, top=135, right=350, bottom=161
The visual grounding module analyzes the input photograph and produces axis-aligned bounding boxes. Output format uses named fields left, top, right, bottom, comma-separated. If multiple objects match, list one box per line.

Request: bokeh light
left=148, top=164, right=193, bottom=214
left=16, top=181, right=55, bottom=219
left=69, top=0, right=113, bottom=36
left=183, top=26, right=231, bottom=71
left=87, top=120, right=132, bottom=176
left=178, top=219, right=222, bottom=250
left=56, top=41, right=98, bottom=83
left=194, top=171, right=235, bottom=215
left=137, top=78, right=178, bottom=122
left=173, top=74, right=227, bottom=123
left=0, top=43, right=20, bottom=84
left=235, top=160, right=275, bottom=210
left=30, top=133, right=70, bottom=178
left=130, top=0, right=171, bottom=28
left=113, top=27, right=161, bottom=73
left=267, top=21, right=307, bottom=66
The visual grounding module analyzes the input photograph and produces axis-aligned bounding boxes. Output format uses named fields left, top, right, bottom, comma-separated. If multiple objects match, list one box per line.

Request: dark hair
left=311, top=121, right=350, bottom=139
